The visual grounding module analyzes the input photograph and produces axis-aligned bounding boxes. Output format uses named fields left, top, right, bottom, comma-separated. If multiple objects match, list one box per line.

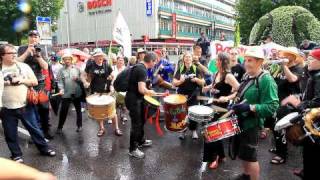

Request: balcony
left=158, top=6, right=234, bottom=27
left=159, top=29, right=172, bottom=36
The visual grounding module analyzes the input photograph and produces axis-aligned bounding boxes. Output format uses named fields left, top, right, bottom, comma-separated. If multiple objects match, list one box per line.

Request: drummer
left=172, top=51, right=205, bottom=140
left=231, top=47, right=279, bottom=180
left=281, top=48, right=320, bottom=180
left=82, top=48, right=123, bottom=137
left=56, top=53, right=83, bottom=133
left=267, top=47, right=304, bottom=165
left=111, top=56, right=128, bottom=123
left=202, top=52, right=239, bottom=170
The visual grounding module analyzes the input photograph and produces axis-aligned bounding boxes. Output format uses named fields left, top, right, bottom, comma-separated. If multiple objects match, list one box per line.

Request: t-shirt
left=275, top=65, right=303, bottom=101
left=127, top=63, right=147, bottom=99
left=17, top=45, right=46, bottom=81
left=174, top=65, right=202, bottom=96
left=2, top=62, right=36, bottom=109
left=231, top=64, right=245, bottom=83
left=85, top=61, right=113, bottom=93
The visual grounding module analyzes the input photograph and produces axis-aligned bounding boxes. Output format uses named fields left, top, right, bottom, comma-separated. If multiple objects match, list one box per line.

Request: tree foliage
left=236, top=0, right=320, bottom=44
left=249, top=6, right=320, bottom=47
left=0, top=0, right=63, bottom=45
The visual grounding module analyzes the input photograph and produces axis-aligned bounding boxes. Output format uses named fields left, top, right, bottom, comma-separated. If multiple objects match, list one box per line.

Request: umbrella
left=57, top=48, right=90, bottom=61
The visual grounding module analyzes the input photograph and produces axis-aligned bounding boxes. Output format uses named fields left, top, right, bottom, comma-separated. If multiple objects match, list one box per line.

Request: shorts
left=238, top=127, right=259, bottom=162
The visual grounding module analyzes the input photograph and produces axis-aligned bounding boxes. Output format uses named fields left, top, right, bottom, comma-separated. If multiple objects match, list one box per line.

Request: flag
left=234, top=21, right=240, bottom=48
left=112, top=11, right=132, bottom=57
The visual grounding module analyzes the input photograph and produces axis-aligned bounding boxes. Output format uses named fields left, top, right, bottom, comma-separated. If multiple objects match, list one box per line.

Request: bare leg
left=113, top=115, right=123, bottom=136
left=243, top=161, right=260, bottom=180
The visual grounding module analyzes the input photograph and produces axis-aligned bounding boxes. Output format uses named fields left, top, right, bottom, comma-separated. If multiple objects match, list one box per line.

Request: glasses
left=5, top=52, right=17, bottom=55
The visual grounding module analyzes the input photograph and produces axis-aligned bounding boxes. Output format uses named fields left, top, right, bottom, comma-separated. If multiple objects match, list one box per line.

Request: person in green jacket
left=232, top=47, right=279, bottom=180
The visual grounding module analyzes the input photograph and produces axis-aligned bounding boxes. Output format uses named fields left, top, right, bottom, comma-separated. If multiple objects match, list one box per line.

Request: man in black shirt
left=299, top=39, right=318, bottom=51
left=82, top=48, right=123, bottom=137
left=229, top=49, right=245, bottom=83
left=196, top=32, right=210, bottom=57
left=125, top=52, right=157, bottom=159
left=17, top=30, right=53, bottom=139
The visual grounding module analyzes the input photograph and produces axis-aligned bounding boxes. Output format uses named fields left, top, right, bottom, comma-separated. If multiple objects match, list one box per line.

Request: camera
left=4, top=74, right=19, bottom=85
left=34, top=44, right=41, bottom=52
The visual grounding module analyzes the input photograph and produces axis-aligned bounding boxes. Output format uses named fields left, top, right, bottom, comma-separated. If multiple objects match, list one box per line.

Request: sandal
left=115, top=129, right=123, bottom=136
left=293, top=169, right=304, bottom=179
left=270, top=156, right=286, bottom=164
left=269, top=148, right=277, bottom=154
left=209, top=156, right=219, bottom=169
left=260, top=130, right=267, bottom=139
left=97, top=129, right=105, bottom=137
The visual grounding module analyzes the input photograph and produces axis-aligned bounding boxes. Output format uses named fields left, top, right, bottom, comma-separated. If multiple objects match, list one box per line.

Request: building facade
left=55, top=0, right=235, bottom=53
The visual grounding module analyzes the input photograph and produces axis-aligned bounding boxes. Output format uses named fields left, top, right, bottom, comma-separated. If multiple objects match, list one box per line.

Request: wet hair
left=0, top=44, right=15, bottom=61
left=217, top=52, right=231, bottom=80
left=144, top=52, right=157, bottom=63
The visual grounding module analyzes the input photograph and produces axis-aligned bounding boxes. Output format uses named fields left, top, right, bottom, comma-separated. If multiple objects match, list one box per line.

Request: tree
left=249, top=6, right=320, bottom=47
left=0, top=0, right=63, bottom=45
left=236, top=0, right=320, bottom=44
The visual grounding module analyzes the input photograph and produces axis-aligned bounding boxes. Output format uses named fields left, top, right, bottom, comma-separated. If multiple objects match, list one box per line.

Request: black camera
left=4, top=74, right=19, bottom=85
left=34, top=44, right=41, bottom=52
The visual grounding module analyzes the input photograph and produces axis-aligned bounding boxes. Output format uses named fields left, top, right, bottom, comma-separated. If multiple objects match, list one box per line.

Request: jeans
left=1, top=106, right=49, bottom=158
left=58, top=97, right=82, bottom=129
left=125, top=94, right=146, bottom=152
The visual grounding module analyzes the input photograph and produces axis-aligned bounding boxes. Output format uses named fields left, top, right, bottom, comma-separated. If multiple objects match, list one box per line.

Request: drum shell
left=86, top=95, right=116, bottom=122
left=286, top=123, right=305, bottom=145
left=203, top=118, right=240, bottom=143
left=164, top=102, right=188, bottom=132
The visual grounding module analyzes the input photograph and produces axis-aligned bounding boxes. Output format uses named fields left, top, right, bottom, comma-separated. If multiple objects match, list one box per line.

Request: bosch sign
left=87, top=0, right=112, bottom=10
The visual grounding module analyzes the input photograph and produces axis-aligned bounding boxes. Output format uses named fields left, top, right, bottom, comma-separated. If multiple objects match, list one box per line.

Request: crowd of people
left=0, top=30, right=320, bottom=180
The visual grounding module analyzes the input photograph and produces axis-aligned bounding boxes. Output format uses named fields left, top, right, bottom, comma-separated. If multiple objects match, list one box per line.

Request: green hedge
left=249, top=6, right=320, bottom=47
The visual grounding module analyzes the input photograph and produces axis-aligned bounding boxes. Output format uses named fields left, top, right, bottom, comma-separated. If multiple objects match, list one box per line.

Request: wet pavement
left=0, top=109, right=303, bottom=180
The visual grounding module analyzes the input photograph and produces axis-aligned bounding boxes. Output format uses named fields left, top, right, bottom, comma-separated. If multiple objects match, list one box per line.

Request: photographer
left=17, top=30, right=53, bottom=139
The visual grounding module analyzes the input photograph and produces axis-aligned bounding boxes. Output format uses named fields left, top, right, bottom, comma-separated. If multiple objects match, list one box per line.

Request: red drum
left=163, top=94, right=188, bottom=132
left=203, top=117, right=240, bottom=143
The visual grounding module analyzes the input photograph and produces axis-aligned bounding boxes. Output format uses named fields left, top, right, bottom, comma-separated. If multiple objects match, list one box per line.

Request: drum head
left=275, top=112, right=299, bottom=131
left=86, top=94, right=115, bottom=106
left=164, top=94, right=187, bottom=105
left=188, top=105, right=213, bottom=116
left=144, top=96, right=160, bottom=106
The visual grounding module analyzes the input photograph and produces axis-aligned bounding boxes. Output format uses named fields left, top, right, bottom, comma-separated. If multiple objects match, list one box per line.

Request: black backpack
left=114, top=65, right=135, bottom=92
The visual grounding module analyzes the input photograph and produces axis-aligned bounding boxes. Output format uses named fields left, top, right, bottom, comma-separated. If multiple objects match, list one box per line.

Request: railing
left=158, top=6, right=234, bottom=26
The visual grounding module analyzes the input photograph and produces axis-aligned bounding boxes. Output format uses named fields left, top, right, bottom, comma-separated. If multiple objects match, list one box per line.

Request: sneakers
left=41, top=149, right=56, bottom=157
left=76, top=127, right=82, bottom=132
left=200, top=162, right=208, bottom=172
left=192, top=130, right=199, bottom=139
left=138, top=140, right=152, bottom=148
left=81, top=108, right=85, bottom=113
left=12, top=156, right=24, bottom=163
left=179, top=131, right=186, bottom=140
left=129, top=149, right=145, bottom=159
left=107, top=119, right=112, bottom=124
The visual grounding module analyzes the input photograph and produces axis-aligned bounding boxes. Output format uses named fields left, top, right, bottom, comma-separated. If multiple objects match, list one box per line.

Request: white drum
left=274, top=112, right=299, bottom=131
left=188, top=105, right=214, bottom=123
left=86, top=94, right=116, bottom=121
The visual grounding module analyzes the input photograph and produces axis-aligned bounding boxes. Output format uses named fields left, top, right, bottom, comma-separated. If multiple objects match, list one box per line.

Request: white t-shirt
left=2, top=62, right=36, bottom=109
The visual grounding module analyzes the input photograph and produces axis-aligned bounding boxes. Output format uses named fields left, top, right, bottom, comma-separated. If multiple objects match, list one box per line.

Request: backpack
left=114, top=64, right=139, bottom=92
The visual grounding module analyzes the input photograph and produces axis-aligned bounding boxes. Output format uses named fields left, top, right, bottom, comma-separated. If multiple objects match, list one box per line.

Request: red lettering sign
left=87, top=0, right=112, bottom=10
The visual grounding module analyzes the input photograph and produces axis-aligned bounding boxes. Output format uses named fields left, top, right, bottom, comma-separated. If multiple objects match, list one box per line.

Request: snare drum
left=86, top=94, right=116, bottom=121
left=203, top=117, right=240, bottom=143
left=163, top=94, right=188, bottom=132
left=188, top=105, right=214, bottom=123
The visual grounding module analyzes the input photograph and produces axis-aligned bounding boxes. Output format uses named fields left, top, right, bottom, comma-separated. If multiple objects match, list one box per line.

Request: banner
left=210, top=40, right=249, bottom=58
left=112, top=11, right=132, bottom=57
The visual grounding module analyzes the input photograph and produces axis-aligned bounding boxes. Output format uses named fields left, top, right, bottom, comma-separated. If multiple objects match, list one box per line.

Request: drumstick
left=219, top=99, right=248, bottom=119
left=197, top=96, right=218, bottom=102
left=51, top=93, right=61, bottom=97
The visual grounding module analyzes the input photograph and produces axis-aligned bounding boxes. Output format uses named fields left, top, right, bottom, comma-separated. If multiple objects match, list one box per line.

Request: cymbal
left=211, top=105, right=228, bottom=113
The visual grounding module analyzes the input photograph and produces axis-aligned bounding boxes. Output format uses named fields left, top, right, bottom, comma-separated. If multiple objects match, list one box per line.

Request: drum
left=188, top=105, right=214, bottom=123
left=286, top=124, right=305, bottom=145
left=203, top=117, right=240, bottom=143
left=115, top=92, right=126, bottom=105
left=274, top=112, right=299, bottom=131
left=144, top=95, right=160, bottom=119
left=86, top=94, right=116, bottom=121
left=163, top=94, right=188, bottom=132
